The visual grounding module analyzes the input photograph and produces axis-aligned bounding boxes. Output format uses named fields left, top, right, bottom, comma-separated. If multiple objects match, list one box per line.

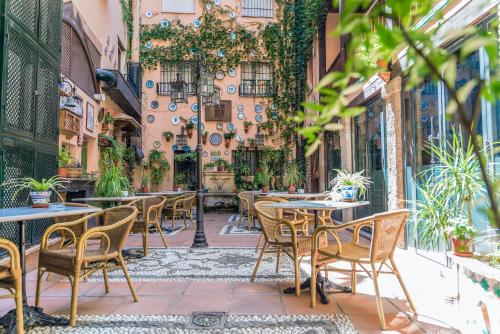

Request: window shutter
left=222, top=100, right=232, bottom=122
left=204, top=100, right=231, bottom=122
left=205, top=105, right=215, bottom=121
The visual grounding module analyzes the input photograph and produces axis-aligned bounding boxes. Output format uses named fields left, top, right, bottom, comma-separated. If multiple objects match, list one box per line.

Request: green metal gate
left=0, top=0, right=61, bottom=246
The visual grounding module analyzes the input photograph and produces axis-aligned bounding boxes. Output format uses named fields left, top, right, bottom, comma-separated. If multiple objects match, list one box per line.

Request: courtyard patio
left=0, top=213, right=464, bottom=333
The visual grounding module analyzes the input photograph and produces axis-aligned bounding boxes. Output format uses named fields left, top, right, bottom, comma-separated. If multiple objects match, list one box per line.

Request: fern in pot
left=2, top=176, right=67, bottom=208
left=329, top=170, right=372, bottom=201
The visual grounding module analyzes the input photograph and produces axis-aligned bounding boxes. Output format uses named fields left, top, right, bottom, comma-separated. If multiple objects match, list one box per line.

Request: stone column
left=382, top=76, right=405, bottom=210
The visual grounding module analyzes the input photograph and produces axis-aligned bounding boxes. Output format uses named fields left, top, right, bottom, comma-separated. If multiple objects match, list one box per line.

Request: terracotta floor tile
left=138, top=281, right=189, bottom=296
left=38, top=281, right=99, bottom=297
left=334, top=293, right=400, bottom=315
left=349, top=314, right=420, bottom=334
left=27, top=296, right=71, bottom=315
left=114, top=295, right=179, bottom=315
left=184, top=281, right=233, bottom=296
left=62, top=296, right=126, bottom=315
left=282, top=294, right=341, bottom=315
left=172, top=294, right=230, bottom=315
left=232, top=282, right=280, bottom=296
left=228, top=295, right=284, bottom=315
left=84, top=281, right=144, bottom=297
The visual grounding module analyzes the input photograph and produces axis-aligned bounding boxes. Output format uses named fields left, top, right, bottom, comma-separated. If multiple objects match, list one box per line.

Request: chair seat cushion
left=318, top=242, right=370, bottom=262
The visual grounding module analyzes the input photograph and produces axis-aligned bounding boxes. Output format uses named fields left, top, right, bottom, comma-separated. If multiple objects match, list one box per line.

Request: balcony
left=157, top=82, right=197, bottom=96
left=58, top=109, right=80, bottom=139
left=95, top=63, right=142, bottom=121
left=239, top=80, right=274, bottom=97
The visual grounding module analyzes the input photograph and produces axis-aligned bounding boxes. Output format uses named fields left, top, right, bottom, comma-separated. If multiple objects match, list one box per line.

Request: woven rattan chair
left=171, top=194, right=195, bottom=229
left=238, top=191, right=256, bottom=228
left=35, top=206, right=139, bottom=327
left=0, top=238, right=23, bottom=334
left=252, top=201, right=324, bottom=297
left=130, top=196, right=167, bottom=256
left=310, top=209, right=416, bottom=329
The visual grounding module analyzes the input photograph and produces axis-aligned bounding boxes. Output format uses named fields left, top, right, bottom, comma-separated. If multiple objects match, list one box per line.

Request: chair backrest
left=182, top=194, right=195, bottom=209
left=370, top=209, right=410, bottom=262
left=53, top=202, right=90, bottom=236
left=144, top=196, right=167, bottom=223
left=238, top=191, right=254, bottom=212
left=253, top=201, right=285, bottom=242
left=100, top=206, right=138, bottom=254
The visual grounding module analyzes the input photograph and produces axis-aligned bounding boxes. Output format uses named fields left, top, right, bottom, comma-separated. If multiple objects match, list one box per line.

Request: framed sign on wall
left=86, top=103, right=94, bottom=132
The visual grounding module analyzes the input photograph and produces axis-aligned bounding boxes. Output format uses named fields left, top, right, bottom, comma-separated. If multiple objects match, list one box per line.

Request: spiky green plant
left=329, top=170, right=372, bottom=198
left=95, top=166, right=132, bottom=197
left=1, top=176, right=67, bottom=202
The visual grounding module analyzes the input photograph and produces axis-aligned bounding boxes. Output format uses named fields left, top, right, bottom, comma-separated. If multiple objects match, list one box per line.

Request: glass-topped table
left=0, top=204, right=101, bottom=333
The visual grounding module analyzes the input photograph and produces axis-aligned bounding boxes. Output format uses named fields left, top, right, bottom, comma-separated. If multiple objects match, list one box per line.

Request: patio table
left=136, top=191, right=193, bottom=196
left=258, top=192, right=327, bottom=199
left=262, top=200, right=369, bottom=304
left=0, top=204, right=101, bottom=333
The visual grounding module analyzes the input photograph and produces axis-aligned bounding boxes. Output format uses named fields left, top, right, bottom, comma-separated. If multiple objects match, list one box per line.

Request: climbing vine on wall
left=120, top=0, right=133, bottom=59
left=140, top=0, right=259, bottom=72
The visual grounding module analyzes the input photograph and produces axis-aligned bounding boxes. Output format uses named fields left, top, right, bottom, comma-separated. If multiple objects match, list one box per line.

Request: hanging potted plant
left=329, top=170, right=372, bottom=202
left=163, top=131, right=174, bottom=142
left=186, top=121, right=195, bottom=138
left=101, top=112, right=114, bottom=134
left=202, top=131, right=209, bottom=144
left=224, top=132, right=235, bottom=148
left=446, top=217, right=477, bottom=256
left=58, top=149, right=72, bottom=178
left=2, top=176, right=67, bottom=208
left=283, top=161, right=304, bottom=194
left=243, top=121, right=253, bottom=133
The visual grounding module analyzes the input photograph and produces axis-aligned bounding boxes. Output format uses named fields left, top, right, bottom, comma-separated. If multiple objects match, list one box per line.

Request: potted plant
left=243, top=121, right=253, bottom=133
left=186, top=121, right=195, bottom=138
left=174, top=173, right=187, bottom=191
left=254, top=165, right=271, bottom=193
left=163, top=131, right=174, bottom=142
left=66, top=159, right=83, bottom=178
left=58, top=149, right=72, bottom=177
left=240, top=163, right=251, bottom=182
left=141, top=175, right=149, bottom=193
left=95, top=165, right=132, bottom=198
left=202, top=131, right=209, bottom=144
left=283, top=161, right=304, bottom=193
left=204, top=162, right=217, bottom=172
left=98, top=134, right=113, bottom=147
left=224, top=132, right=235, bottom=148
left=2, top=176, right=67, bottom=208
left=149, top=149, right=169, bottom=188
left=446, top=217, right=477, bottom=256
left=101, top=112, right=114, bottom=134
left=329, top=169, right=372, bottom=201
left=247, top=138, right=256, bottom=148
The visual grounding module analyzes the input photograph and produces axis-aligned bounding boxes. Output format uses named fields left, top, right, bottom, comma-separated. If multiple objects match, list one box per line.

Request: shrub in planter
left=446, top=217, right=477, bottom=256
left=101, top=112, right=114, bottom=134
left=58, top=149, right=72, bottom=177
left=224, top=132, right=235, bottom=148
left=254, top=165, right=271, bottom=193
left=243, top=121, right=253, bottom=133
left=2, top=176, right=67, bottom=208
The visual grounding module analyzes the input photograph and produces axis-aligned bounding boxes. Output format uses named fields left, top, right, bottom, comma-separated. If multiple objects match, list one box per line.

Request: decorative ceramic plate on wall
left=153, top=141, right=161, bottom=149
left=227, top=85, right=236, bottom=94
left=193, top=19, right=201, bottom=28
left=255, top=104, right=263, bottom=113
left=215, top=71, right=224, bottom=80
left=237, top=112, right=245, bottom=120
left=168, top=102, right=177, bottom=111
left=227, top=123, right=235, bottom=131
left=237, top=104, right=244, bottom=112
left=217, top=49, right=225, bottom=58
left=195, top=123, right=205, bottom=131
left=229, top=11, right=237, bottom=19
left=145, top=80, right=154, bottom=89
left=145, top=10, right=153, bottom=18
left=209, top=133, right=222, bottom=146
left=255, top=114, right=263, bottom=123
left=191, top=103, right=199, bottom=112
left=160, top=19, right=170, bottom=28
left=183, top=145, right=191, bottom=152
left=203, top=151, right=209, bottom=157
left=191, top=115, right=198, bottom=124
left=206, top=3, right=212, bottom=10
left=216, top=122, right=223, bottom=130
left=145, top=41, right=153, bottom=49
left=151, top=101, right=159, bottom=109
left=146, top=115, right=155, bottom=123
left=229, top=32, right=236, bottom=40
left=171, top=116, right=181, bottom=125
left=214, top=0, right=221, bottom=5
left=228, top=68, right=236, bottom=77
left=172, top=145, right=179, bottom=151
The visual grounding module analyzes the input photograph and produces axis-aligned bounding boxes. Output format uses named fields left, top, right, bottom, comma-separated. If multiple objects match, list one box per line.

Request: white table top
left=0, top=205, right=101, bottom=223
left=136, top=191, right=193, bottom=196
left=75, top=195, right=155, bottom=202
left=262, top=200, right=369, bottom=211
left=258, top=192, right=326, bottom=199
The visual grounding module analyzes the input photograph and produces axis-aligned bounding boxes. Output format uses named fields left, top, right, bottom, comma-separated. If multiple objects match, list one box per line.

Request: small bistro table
left=136, top=191, right=193, bottom=196
left=258, top=192, right=327, bottom=199
left=262, top=200, right=369, bottom=304
left=0, top=205, right=101, bottom=333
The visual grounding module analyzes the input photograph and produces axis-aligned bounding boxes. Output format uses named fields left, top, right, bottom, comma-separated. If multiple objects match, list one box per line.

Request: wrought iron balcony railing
left=157, top=82, right=197, bottom=96
left=239, top=80, right=274, bottom=97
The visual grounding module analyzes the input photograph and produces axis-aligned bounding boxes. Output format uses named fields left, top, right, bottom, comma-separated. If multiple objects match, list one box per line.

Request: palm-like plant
left=2, top=176, right=67, bottom=201
left=283, top=161, right=304, bottom=188
left=95, top=166, right=132, bottom=197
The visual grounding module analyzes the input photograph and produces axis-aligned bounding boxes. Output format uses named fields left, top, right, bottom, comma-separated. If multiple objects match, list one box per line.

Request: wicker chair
left=130, top=196, right=167, bottom=256
left=36, top=206, right=139, bottom=327
left=238, top=191, right=256, bottom=228
left=310, top=209, right=417, bottom=329
left=0, top=238, right=23, bottom=334
left=252, top=201, right=324, bottom=297
left=171, top=194, right=195, bottom=229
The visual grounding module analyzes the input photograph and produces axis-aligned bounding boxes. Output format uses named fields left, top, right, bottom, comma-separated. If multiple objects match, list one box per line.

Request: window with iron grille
left=176, top=134, right=188, bottom=146
left=158, top=61, right=196, bottom=96
left=241, top=0, right=273, bottom=18
left=205, top=100, right=232, bottom=122
left=232, top=149, right=262, bottom=176
left=240, top=63, right=273, bottom=97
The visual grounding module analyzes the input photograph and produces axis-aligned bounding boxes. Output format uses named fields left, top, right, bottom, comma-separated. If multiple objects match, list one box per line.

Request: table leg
left=0, top=221, right=69, bottom=333
left=282, top=210, right=351, bottom=304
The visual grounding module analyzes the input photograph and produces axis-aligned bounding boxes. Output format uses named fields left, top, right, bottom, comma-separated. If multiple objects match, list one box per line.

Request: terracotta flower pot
left=451, top=238, right=473, bottom=257
left=288, top=185, right=297, bottom=194
left=58, top=167, right=68, bottom=178
left=141, top=186, right=149, bottom=193
left=244, top=126, right=249, bottom=133
left=202, top=137, right=207, bottom=145
left=101, top=123, right=109, bottom=134
left=187, top=128, right=193, bottom=138
left=225, top=138, right=230, bottom=148
left=261, top=186, right=269, bottom=193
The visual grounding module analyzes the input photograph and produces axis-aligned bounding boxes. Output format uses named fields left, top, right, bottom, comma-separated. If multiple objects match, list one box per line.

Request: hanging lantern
left=204, top=86, right=221, bottom=106
left=170, top=73, right=188, bottom=103
left=200, top=73, right=215, bottom=97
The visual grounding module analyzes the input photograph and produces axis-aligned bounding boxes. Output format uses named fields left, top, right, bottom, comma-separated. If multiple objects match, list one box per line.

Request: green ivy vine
left=119, top=0, right=133, bottom=59
left=149, top=149, right=170, bottom=186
